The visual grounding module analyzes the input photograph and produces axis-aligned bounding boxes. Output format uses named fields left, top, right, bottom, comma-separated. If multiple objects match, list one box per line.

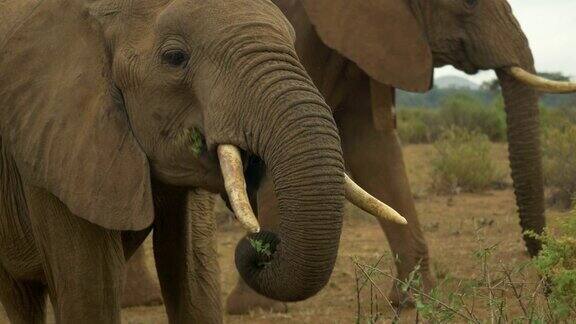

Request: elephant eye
left=162, top=49, right=189, bottom=67
left=464, top=0, right=479, bottom=7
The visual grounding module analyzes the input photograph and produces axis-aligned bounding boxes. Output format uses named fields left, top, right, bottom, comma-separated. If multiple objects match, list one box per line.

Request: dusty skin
left=2, top=144, right=567, bottom=323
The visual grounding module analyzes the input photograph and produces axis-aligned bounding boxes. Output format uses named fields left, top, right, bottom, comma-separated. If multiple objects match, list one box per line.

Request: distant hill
left=434, top=76, right=480, bottom=90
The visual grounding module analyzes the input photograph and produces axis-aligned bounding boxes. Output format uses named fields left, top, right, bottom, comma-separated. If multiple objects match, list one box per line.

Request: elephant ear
left=0, top=2, right=154, bottom=230
left=301, top=0, right=433, bottom=92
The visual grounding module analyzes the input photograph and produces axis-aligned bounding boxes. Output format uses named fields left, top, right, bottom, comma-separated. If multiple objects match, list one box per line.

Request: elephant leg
left=0, top=266, right=46, bottom=324
left=335, top=79, right=434, bottom=306
left=24, top=185, right=125, bottom=323
left=121, top=227, right=162, bottom=308
left=153, top=185, right=222, bottom=324
left=226, top=173, right=288, bottom=315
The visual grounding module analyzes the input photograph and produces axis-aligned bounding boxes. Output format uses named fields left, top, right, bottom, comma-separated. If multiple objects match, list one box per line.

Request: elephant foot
left=226, top=280, right=288, bottom=315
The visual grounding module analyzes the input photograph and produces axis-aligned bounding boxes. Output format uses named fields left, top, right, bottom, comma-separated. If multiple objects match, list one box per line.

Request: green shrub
left=431, top=127, right=504, bottom=194
left=533, top=211, right=576, bottom=320
left=438, top=94, right=506, bottom=142
left=397, top=94, right=507, bottom=144
left=543, top=124, right=576, bottom=209
left=397, top=108, right=441, bottom=144
left=541, top=106, right=576, bottom=133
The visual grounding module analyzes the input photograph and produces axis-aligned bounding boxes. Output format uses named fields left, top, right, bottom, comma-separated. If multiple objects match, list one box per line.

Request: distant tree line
left=398, top=72, right=576, bottom=109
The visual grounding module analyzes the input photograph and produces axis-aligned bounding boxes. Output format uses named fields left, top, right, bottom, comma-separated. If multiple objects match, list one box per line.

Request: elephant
left=0, top=0, right=406, bottom=322
left=223, top=0, right=576, bottom=314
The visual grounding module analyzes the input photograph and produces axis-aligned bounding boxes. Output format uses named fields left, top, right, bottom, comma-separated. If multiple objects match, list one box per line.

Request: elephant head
left=301, top=0, right=576, bottom=256
left=0, top=0, right=404, bottom=301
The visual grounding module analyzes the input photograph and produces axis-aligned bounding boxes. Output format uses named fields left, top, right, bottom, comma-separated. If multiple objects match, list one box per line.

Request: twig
left=355, top=267, right=361, bottom=324
left=527, top=277, right=546, bottom=322
left=481, top=250, right=496, bottom=324
left=496, top=290, right=506, bottom=323
left=501, top=265, right=529, bottom=318
left=358, top=255, right=386, bottom=291
left=354, top=261, right=398, bottom=319
left=357, top=262, right=479, bottom=323
left=458, top=293, right=480, bottom=323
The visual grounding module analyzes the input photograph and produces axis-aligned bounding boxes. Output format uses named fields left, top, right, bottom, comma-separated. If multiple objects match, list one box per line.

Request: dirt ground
left=0, top=144, right=570, bottom=323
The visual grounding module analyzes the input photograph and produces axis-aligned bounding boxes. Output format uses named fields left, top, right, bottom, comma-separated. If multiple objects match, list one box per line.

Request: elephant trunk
left=497, top=66, right=545, bottom=256
left=232, top=50, right=346, bottom=301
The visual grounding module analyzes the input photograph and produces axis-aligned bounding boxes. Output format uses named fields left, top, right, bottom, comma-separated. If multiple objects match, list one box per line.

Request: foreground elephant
left=0, top=0, right=406, bottom=322
left=225, top=0, right=576, bottom=314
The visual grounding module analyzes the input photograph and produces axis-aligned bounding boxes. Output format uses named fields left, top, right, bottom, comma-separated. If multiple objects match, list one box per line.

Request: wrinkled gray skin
left=0, top=0, right=347, bottom=322
left=226, top=0, right=546, bottom=314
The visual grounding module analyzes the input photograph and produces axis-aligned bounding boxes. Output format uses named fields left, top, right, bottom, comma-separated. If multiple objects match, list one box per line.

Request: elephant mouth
left=432, top=38, right=479, bottom=74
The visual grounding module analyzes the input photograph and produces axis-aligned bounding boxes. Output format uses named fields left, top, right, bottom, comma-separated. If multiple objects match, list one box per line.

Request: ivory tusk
left=217, top=145, right=261, bottom=234
left=506, top=67, right=576, bottom=94
left=344, top=175, right=408, bottom=225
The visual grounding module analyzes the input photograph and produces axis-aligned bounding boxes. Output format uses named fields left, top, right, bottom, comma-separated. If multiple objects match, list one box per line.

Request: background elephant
left=224, top=0, right=576, bottom=314
left=0, top=0, right=401, bottom=321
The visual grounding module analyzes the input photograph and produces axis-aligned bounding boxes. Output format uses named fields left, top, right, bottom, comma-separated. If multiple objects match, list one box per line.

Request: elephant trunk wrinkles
left=233, top=52, right=345, bottom=301
left=497, top=66, right=545, bottom=257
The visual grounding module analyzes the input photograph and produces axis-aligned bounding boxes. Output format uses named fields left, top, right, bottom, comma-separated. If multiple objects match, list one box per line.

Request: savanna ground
left=2, top=142, right=571, bottom=323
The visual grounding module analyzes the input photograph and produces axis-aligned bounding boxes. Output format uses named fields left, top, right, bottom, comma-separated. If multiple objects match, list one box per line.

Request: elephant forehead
left=156, top=0, right=294, bottom=44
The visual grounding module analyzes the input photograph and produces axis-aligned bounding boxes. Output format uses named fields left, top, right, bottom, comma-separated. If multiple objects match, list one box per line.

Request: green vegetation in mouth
left=248, top=238, right=272, bottom=258
left=189, top=127, right=205, bottom=157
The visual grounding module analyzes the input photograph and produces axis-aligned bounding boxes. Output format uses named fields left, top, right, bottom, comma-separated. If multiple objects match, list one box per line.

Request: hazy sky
left=435, top=0, right=576, bottom=84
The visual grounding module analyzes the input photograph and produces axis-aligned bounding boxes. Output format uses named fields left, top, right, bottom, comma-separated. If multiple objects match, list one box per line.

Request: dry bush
left=353, top=212, right=576, bottom=323
left=541, top=106, right=576, bottom=133
left=543, top=124, right=576, bottom=209
left=430, top=127, right=504, bottom=194
left=397, top=108, right=440, bottom=144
